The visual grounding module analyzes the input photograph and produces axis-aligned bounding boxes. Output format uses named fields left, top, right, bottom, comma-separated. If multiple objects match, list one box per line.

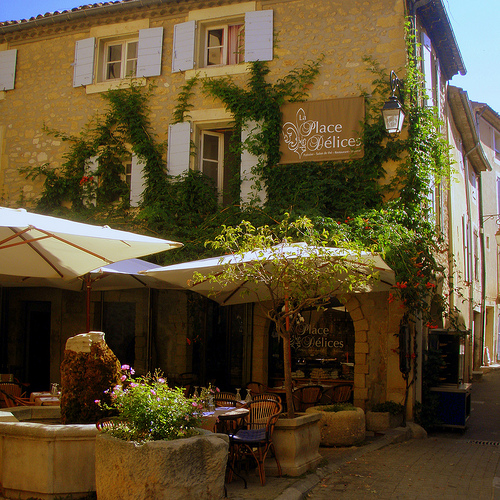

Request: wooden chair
left=292, top=385, right=323, bottom=412
left=251, top=393, right=282, bottom=405
left=246, top=381, right=266, bottom=396
left=229, top=400, right=282, bottom=485
left=215, top=391, right=238, bottom=407
left=0, top=383, right=33, bottom=408
left=321, top=384, right=353, bottom=404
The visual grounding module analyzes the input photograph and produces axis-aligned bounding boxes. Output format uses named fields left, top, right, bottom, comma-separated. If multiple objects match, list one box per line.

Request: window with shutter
left=73, top=27, right=163, bottom=90
left=172, top=8, right=273, bottom=74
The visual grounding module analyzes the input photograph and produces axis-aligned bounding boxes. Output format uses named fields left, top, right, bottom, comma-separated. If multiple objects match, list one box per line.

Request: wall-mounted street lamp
left=481, top=214, right=500, bottom=246
left=382, top=71, right=405, bottom=135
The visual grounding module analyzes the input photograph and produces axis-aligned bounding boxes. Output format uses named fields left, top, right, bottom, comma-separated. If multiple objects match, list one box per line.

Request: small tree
left=198, top=216, right=384, bottom=418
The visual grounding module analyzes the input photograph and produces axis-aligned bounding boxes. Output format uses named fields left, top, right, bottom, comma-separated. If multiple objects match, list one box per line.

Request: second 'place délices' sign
left=280, top=96, right=365, bottom=163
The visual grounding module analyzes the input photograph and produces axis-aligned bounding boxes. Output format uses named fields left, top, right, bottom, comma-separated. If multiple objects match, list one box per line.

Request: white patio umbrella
left=142, top=242, right=395, bottom=306
left=0, top=207, right=183, bottom=279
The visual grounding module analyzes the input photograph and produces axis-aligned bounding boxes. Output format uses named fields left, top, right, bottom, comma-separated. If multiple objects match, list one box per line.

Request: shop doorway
left=268, top=299, right=354, bottom=385
left=102, top=302, right=136, bottom=367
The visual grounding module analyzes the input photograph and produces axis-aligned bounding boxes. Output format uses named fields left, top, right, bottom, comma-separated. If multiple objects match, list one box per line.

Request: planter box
left=95, top=432, right=229, bottom=500
left=0, top=410, right=97, bottom=500
left=266, top=412, right=321, bottom=477
left=365, top=411, right=404, bottom=432
left=306, top=406, right=365, bottom=446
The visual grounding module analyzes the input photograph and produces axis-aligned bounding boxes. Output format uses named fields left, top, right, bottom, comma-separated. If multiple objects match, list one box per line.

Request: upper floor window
left=103, top=39, right=138, bottom=81
left=172, top=9, right=273, bottom=73
left=73, top=26, right=163, bottom=90
left=494, top=130, right=500, bottom=163
left=205, top=24, right=244, bottom=67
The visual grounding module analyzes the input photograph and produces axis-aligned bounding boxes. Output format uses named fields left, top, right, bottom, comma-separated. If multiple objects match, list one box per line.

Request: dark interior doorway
left=102, top=302, right=136, bottom=367
left=23, top=301, right=51, bottom=392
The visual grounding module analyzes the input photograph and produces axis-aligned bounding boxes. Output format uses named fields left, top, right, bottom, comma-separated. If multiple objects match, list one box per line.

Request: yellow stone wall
left=0, top=0, right=406, bottom=205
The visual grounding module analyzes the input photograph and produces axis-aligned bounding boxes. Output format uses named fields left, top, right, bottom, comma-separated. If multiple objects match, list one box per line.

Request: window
left=494, top=130, right=500, bottom=163
left=103, top=39, right=138, bottom=81
left=73, top=27, right=163, bottom=89
left=421, top=32, right=440, bottom=110
left=200, top=129, right=236, bottom=205
left=172, top=10, right=273, bottom=73
left=205, top=24, right=244, bottom=66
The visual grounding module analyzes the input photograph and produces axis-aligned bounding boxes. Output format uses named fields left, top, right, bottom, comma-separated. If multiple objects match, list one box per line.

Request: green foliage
left=370, top=401, right=404, bottom=415
left=98, top=366, right=202, bottom=442
left=319, top=403, right=357, bottom=413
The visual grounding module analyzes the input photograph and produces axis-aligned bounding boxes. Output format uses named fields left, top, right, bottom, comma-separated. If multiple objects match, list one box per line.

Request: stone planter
left=366, top=411, right=404, bottom=432
left=266, top=412, right=322, bottom=477
left=306, top=406, right=365, bottom=446
left=95, top=432, right=229, bottom=500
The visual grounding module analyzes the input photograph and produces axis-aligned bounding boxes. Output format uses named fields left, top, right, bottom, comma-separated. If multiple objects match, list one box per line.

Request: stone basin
left=0, top=406, right=97, bottom=500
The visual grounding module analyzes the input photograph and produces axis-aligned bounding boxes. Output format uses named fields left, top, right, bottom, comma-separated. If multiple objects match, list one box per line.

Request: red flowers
left=395, top=281, right=407, bottom=289
left=79, top=175, right=94, bottom=185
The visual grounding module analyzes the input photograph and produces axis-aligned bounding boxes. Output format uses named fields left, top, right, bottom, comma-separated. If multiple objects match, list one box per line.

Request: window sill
left=85, top=77, right=146, bottom=95
left=185, top=63, right=250, bottom=80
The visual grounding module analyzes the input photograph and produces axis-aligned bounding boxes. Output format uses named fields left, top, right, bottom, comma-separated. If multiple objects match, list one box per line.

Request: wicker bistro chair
left=251, top=393, right=282, bottom=405
left=214, top=391, right=238, bottom=407
left=228, top=400, right=282, bottom=486
left=0, top=382, right=33, bottom=408
left=320, top=383, right=353, bottom=405
left=245, top=381, right=267, bottom=396
left=292, top=385, right=323, bottom=412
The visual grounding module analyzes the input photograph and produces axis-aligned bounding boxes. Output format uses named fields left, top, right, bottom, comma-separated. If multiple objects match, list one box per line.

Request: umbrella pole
left=85, top=275, right=91, bottom=332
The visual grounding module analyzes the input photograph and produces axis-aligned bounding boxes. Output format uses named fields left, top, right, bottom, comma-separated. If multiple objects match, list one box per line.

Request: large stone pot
left=95, top=432, right=229, bottom=500
left=266, top=412, right=322, bottom=477
left=366, top=411, right=404, bottom=432
left=306, top=406, right=365, bottom=446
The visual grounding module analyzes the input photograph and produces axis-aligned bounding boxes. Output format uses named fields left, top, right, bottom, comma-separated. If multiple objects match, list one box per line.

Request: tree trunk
left=283, top=331, right=295, bottom=418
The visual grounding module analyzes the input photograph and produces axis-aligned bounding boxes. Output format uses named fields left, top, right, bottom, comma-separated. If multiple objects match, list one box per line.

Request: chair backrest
left=331, top=384, right=352, bottom=403
left=0, top=383, right=22, bottom=398
left=293, top=385, right=323, bottom=411
left=247, top=400, right=281, bottom=428
left=214, top=392, right=237, bottom=407
left=96, top=417, right=128, bottom=431
left=252, top=393, right=282, bottom=405
left=246, top=381, right=266, bottom=395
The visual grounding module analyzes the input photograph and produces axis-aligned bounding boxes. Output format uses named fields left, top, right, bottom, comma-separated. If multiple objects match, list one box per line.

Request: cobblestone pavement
left=305, top=437, right=500, bottom=499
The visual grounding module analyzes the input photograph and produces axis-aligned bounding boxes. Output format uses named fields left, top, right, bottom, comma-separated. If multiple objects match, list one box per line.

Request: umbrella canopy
left=0, top=207, right=182, bottom=279
left=142, top=242, right=395, bottom=306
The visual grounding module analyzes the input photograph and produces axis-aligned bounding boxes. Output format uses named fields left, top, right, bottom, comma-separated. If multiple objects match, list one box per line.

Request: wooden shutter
left=167, top=122, right=191, bottom=177
left=137, top=27, right=164, bottom=78
left=421, top=32, right=434, bottom=107
left=0, top=50, right=17, bottom=91
left=245, top=11, right=273, bottom=62
left=130, top=155, right=145, bottom=207
left=172, top=21, right=196, bottom=72
left=73, top=38, right=95, bottom=87
left=241, top=121, right=266, bottom=206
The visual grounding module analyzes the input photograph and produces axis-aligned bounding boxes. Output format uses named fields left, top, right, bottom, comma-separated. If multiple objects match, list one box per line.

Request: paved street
left=306, top=368, right=500, bottom=500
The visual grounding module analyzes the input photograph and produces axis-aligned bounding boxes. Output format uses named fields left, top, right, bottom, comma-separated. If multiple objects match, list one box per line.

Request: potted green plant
left=366, top=401, right=405, bottom=432
left=95, top=366, right=229, bottom=500
left=306, top=403, right=365, bottom=446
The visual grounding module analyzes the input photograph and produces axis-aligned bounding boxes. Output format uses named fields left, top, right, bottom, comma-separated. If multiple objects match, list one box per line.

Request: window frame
left=101, top=37, right=139, bottom=82
left=203, top=22, right=244, bottom=68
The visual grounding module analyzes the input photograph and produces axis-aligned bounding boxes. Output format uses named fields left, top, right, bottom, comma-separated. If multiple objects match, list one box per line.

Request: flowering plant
left=97, top=365, right=202, bottom=442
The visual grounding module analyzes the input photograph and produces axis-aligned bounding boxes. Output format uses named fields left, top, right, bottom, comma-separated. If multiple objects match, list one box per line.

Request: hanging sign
left=280, top=96, right=364, bottom=164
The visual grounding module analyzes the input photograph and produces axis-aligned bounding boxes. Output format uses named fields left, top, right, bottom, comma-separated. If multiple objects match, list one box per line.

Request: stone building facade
left=0, top=0, right=473, bottom=412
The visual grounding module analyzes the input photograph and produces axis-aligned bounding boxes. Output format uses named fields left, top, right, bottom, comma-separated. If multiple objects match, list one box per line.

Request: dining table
left=29, top=391, right=60, bottom=406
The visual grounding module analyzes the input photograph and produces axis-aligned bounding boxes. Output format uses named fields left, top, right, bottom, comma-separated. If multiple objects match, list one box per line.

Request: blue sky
left=1, top=0, right=499, bottom=112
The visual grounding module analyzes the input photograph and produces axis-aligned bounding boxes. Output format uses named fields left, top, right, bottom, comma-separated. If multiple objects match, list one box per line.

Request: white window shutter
left=172, top=21, right=196, bottom=73
left=130, top=155, right=145, bottom=207
left=421, top=32, right=434, bottom=107
left=241, top=121, right=266, bottom=206
left=137, top=27, right=164, bottom=78
left=167, top=122, right=191, bottom=177
left=245, top=11, right=273, bottom=62
left=73, top=38, right=95, bottom=87
left=0, top=50, right=17, bottom=91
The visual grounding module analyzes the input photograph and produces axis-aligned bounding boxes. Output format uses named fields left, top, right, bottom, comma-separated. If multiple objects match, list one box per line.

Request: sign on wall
left=280, top=96, right=365, bottom=164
